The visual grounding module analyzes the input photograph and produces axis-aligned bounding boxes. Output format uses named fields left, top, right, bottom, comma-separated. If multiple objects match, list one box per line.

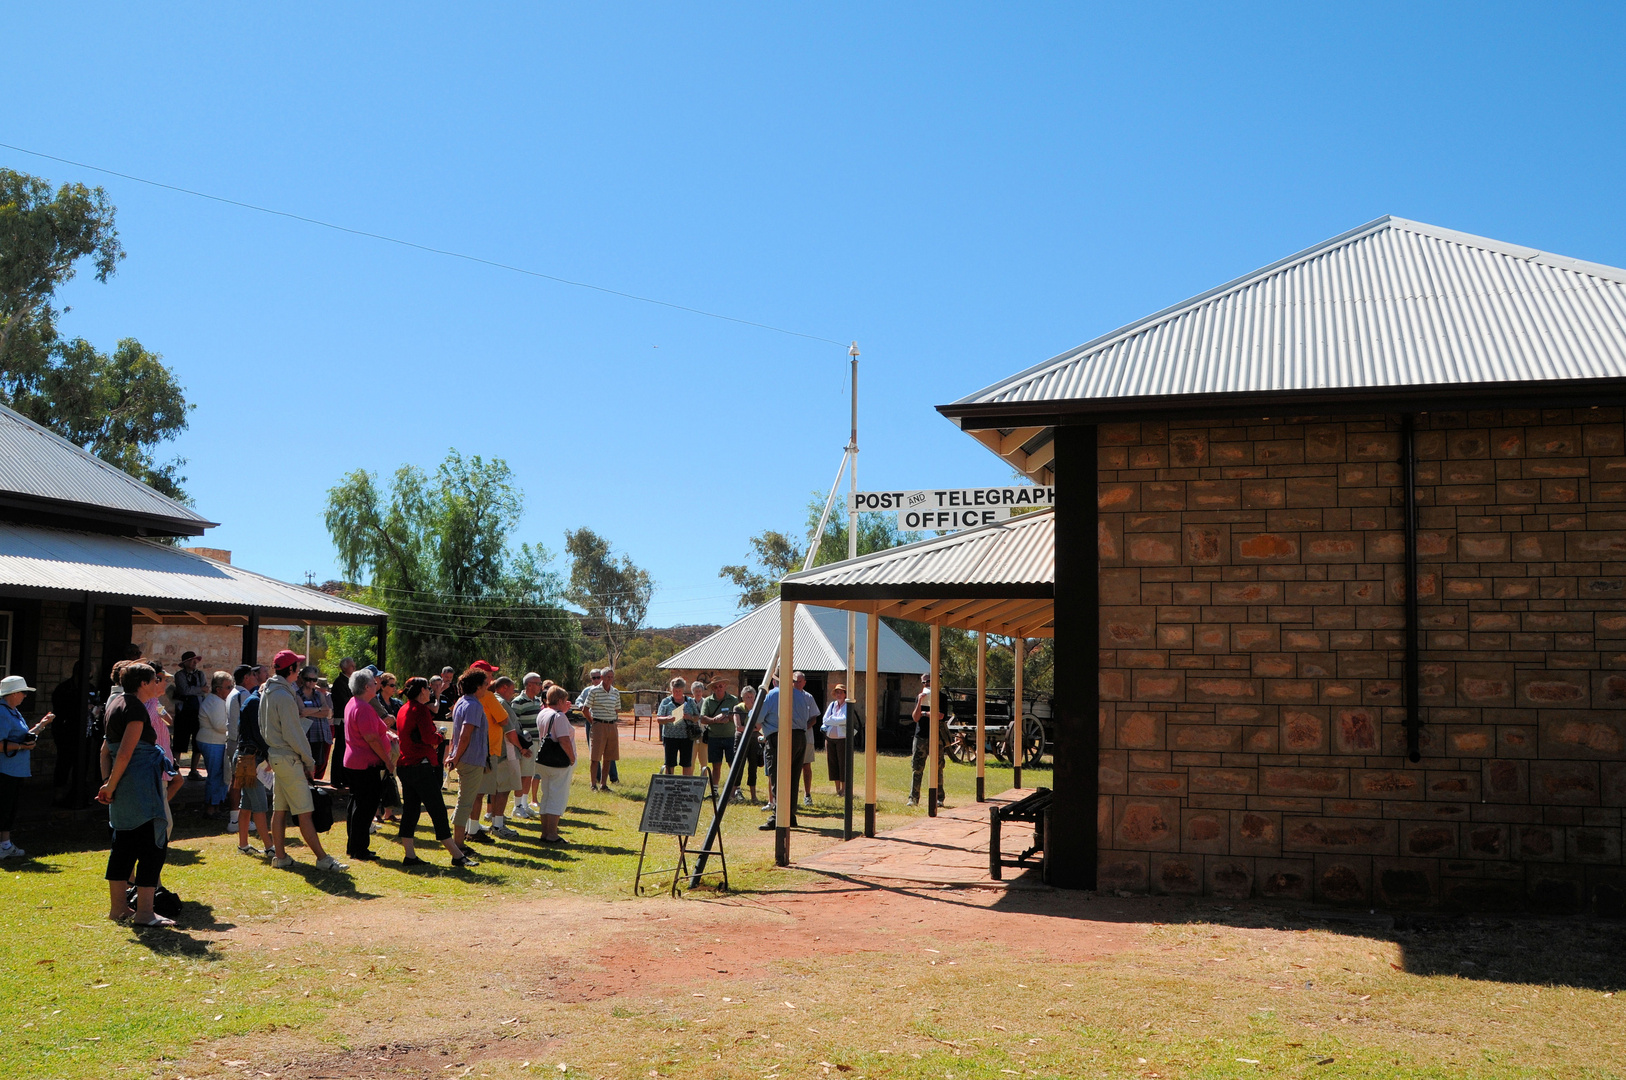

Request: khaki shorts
left=268, top=753, right=314, bottom=816
left=454, top=762, right=487, bottom=826
left=489, top=751, right=522, bottom=793
left=590, top=720, right=620, bottom=762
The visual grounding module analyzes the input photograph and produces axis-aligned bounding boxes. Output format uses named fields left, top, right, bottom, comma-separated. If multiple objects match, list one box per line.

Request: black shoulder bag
left=537, top=715, right=572, bottom=768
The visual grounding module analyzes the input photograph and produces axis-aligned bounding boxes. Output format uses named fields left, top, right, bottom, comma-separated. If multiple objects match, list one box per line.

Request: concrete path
left=794, top=788, right=1047, bottom=887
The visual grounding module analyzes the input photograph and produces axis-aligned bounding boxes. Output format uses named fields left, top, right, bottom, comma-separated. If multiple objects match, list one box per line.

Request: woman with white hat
left=0, top=674, right=54, bottom=860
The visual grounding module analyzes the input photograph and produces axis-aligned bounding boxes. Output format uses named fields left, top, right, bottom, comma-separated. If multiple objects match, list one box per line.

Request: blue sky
left=4, top=4, right=1625, bottom=628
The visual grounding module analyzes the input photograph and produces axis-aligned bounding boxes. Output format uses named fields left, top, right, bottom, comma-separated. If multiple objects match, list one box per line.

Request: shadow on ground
left=766, top=871, right=1626, bottom=993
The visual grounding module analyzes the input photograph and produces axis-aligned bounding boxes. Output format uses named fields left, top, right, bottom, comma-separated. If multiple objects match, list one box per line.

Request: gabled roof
left=939, top=217, right=1626, bottom=481
left=779, top=511, right=1054, bottom=637
left=659, top=599, right=929, bottom=675
left=0, top=401, right=215, bottom=536
left=0, top=523, right=383, bottom=624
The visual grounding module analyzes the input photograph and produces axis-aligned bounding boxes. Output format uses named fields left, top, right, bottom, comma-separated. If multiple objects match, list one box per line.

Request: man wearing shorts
left=484, top=676, right=530, bottom=839
left=701, top=677, right=740, bottom=801
left=509, top=673, right=545, bottom=819
left=260, top=649, right=346, bottom=871
left=580, top=668, right=622, bottom=791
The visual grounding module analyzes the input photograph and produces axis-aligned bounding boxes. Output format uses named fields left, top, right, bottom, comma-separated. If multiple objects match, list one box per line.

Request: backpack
left=311, top=787, right=334, bottom=832
left=127, top=884, right=182, bottom=919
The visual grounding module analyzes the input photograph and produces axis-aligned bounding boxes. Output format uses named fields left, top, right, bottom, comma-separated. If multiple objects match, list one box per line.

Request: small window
left=0, top=610, right=10, bottom=678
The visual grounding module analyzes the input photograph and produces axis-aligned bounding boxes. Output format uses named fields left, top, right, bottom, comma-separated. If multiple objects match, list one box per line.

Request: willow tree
left=324, top=450, right=581, bottom=680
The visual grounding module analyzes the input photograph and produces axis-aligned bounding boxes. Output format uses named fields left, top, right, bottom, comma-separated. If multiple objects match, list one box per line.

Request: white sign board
left=850, top=487, right=1054, bottom=531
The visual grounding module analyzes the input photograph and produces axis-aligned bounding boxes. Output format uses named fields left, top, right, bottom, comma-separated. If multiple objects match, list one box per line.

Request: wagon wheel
left=1001, top=723, right=1044, bottom=768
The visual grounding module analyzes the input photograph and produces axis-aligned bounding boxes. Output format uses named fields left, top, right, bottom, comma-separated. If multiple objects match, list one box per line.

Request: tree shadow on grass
left=2, top=857, right=62, bottom=873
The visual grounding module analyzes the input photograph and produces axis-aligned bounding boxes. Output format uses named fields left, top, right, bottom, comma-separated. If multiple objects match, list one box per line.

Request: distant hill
left=646, top=624, right=721, bottom=648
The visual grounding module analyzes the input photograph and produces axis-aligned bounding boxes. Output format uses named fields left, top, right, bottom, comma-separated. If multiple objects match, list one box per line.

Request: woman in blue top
left=0, top=675, right=55, bottom=861
left=96, top=662, right=175, bottom=927
left=657, top=676, right=702, bottom=776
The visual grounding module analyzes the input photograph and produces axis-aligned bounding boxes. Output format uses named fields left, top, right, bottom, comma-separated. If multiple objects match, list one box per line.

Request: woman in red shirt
left=396, top=677, right=473, bottom=868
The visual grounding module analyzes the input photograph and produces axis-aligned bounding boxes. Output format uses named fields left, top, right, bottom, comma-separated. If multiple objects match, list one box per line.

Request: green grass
left=0, top=746, right=1021, bottom=1078
left=7, top=746, right=1620, bottom=1079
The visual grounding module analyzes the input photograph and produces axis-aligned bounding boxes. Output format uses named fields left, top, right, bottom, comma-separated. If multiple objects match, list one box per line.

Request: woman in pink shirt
left=342, top=671, right=397, bottom=861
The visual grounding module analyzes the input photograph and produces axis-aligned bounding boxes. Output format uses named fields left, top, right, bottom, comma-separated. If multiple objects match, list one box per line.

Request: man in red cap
left=469, top=660, right=500, bottom=675
left=260, top=649, right=347, bottom=872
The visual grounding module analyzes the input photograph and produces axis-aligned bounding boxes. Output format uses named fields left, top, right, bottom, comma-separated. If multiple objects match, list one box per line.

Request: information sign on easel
left=634, top=771, right=728, bottom=897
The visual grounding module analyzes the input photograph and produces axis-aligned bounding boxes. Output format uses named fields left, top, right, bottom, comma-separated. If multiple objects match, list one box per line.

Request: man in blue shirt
left=1, top=674, right=55, bottom=860
left=756, top=671, right=819, bottom=830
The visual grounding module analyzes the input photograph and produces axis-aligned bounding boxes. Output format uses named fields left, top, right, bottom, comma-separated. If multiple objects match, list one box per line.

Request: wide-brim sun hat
left=0, top=675, right=37, bottom=696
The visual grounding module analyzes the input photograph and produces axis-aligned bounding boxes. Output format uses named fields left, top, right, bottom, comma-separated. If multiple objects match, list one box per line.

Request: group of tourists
left=3, top=642, right=958, bottom=930
left=79, top=650, right=649, bottom=926
left=653, top=671, right=862, bottom=830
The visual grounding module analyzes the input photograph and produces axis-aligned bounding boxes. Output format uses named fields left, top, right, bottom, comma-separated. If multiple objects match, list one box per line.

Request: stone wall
left=13, top=611, right=288, bottom=782
left=1094, top=409, right=1626, bottom=913
left=136, top=624, right=293, bottom=680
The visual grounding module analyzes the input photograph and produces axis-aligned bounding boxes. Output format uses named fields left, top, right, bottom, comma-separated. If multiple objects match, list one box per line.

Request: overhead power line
left=0, top=141, right=849, bottom=348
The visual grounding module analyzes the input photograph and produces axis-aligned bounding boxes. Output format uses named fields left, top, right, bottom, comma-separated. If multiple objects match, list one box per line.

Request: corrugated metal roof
left=0, top=402, right=215, bottom=533
left=0, top=523, right=383, bottom=622
left=781, top=510, right=1053, bottom=593
left=659, top=599, right=929, bottom=674
left=950, top=216, right=1626, bottom=409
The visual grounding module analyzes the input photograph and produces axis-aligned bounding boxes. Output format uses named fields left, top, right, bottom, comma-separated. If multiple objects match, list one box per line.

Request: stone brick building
left=787, top=216, right=1626, bottom=912
left=1090, top=410, right=1625, bottom=911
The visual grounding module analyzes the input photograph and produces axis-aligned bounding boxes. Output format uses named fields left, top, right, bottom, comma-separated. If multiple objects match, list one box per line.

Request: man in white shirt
left=579, top=668, right=622, bottom=791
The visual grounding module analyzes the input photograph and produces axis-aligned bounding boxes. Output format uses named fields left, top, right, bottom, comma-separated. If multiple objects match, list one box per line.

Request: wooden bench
left=989, top=787, right=1052, bottom=881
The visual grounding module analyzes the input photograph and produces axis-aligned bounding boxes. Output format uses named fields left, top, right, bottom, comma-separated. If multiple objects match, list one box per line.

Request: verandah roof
left=0, top=523, right=383, bottom=625
left=777, top=510, right=1055, bottom=637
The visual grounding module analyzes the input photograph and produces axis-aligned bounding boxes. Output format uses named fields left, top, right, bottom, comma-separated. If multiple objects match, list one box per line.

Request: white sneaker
left=369, top=821, right=380, bottom=834
left=228, top=813, right=240, bottom=829
left=270, top=855, right=294, bottom=869
left=802, top=794, right=813, bottom=808
left=0, top=842, right=23, bottom=859
left=906, top=797, right=919, bottom=807
left=314, top=854, right=349, bottom=872
left=732, top=790, right=745, bottom=803
left=492, top=825, right=521, bottom=840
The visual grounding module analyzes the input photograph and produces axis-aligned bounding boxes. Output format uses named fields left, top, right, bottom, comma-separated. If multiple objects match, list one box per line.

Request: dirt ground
left=181, top=878, right=1187, bottom=1078
left=224, top=875, right=1152, bottom=1000
left=170, top=874, right=1626, bottom=1080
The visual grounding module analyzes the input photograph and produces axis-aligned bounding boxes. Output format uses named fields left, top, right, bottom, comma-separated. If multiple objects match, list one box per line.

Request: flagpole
left=844, top=342, right=859, bottom=841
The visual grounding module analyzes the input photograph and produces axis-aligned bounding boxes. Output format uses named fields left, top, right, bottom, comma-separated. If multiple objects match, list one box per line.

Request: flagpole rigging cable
left=691, top=343, right=862, bottom=885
